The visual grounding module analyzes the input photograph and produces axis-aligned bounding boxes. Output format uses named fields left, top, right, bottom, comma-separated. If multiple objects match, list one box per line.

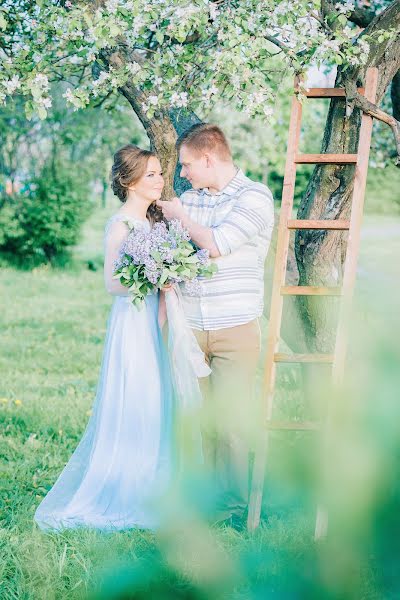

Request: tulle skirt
left=34, top=292, right=174, bottom=531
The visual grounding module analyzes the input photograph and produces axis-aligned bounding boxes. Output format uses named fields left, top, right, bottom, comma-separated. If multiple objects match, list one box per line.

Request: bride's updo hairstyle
left=111, top=144, right=164, bottom=223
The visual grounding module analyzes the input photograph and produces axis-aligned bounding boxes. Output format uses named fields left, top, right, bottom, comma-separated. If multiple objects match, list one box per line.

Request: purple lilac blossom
left=114, top=219, right=215, bottom=304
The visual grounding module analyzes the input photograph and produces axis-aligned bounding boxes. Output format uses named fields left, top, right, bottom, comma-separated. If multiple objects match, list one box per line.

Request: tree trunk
left=294, top=2, right=400, bottom=352
left=121, top=87, right=178, bottom=199
left=102, top=51, right=202, bottom=198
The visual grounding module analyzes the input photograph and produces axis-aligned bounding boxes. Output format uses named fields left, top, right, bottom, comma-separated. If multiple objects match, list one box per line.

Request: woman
left=34, top=145, right=183, bottom=531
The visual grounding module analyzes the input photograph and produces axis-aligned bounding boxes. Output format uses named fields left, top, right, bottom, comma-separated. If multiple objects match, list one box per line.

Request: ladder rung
left=295, top=153, right=358, bottom=164
left=281, top=286, right=342, bottom=296
left=304, top=87, right=365, bottom=98
left=287, top=219, right=350, bottom=230
left=274, top=353, right=334, bottom=364
left=266, top=420, right=321, bottom=431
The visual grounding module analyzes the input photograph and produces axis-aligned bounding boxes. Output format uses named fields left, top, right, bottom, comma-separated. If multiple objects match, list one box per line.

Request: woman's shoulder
left=104, top=213, right=129, bottom=237
left=104, top=213, right=150, bottom=238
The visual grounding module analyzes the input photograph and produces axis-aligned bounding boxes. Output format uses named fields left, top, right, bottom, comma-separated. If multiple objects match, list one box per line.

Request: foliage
left=0, top=0, right=393, bottom=120
left=0, top=159, right=91, bottom=266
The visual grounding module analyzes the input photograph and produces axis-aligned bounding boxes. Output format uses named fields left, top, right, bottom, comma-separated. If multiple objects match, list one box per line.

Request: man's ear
left=204, top=153, right=213, bottom=168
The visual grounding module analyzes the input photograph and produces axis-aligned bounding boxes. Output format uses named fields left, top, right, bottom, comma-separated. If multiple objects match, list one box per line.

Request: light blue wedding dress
left=34, top=214, right=206, bottom=532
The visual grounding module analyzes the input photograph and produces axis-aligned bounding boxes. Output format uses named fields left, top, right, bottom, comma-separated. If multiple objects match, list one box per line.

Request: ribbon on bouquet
left=165, top=285, right=210, bottom=470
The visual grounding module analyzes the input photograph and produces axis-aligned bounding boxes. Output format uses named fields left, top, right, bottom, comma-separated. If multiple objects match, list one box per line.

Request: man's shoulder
left=180, top=188, right=201, bottom=205
left=237, top=174, right=274, bottom=203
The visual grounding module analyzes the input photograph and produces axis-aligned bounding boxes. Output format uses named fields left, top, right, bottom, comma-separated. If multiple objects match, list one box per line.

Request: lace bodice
left=103, top=214, right=151, bottom=296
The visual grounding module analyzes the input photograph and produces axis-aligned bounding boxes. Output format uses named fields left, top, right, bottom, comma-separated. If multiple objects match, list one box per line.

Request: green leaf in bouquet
left=151, top=250, right=162, bottom=262
left=159, top=268, right=170, bottom=286
left=133, top=296, right=144, bottom=310
left=179, top=247, right=193, bottom=257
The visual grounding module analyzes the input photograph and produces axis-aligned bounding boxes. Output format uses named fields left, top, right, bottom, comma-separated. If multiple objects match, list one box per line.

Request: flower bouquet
left=113, top=218, right=218, bottom=308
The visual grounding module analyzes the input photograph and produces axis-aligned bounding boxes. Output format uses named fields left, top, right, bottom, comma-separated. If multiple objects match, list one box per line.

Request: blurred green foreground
left=0, top=206, right=399, bottom=599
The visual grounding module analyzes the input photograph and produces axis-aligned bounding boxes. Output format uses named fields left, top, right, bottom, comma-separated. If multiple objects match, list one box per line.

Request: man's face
left=179, top=145, right=211, bottom=190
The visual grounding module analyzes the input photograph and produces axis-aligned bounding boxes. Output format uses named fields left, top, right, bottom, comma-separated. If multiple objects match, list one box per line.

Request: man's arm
left=156, top=187, right=274, bottom=258
left=180, top=212, right=222, bottom=258
left=156, top=197, right=221, bottom=257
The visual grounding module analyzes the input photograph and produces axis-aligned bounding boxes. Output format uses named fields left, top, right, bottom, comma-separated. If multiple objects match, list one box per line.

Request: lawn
left=0, top=202, right=398, bottom=599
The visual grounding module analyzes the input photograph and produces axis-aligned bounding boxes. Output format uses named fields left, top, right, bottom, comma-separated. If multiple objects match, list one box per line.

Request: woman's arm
left=158, top=290, right=167, bottom=329
left=104, top=220, right=130, bottom=296
left=158, top=284, right=174, bottom=329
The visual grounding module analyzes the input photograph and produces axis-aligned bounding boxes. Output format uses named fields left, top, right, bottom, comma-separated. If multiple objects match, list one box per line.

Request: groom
left=157, top=123, right=274, bottom=527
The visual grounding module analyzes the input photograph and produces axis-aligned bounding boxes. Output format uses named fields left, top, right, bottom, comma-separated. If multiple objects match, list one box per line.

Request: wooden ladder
left=247, top=67, right=378, bottom=538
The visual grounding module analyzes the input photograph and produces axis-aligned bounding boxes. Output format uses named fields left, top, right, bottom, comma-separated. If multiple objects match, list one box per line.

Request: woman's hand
left=161, top=283, right=174, bottom=292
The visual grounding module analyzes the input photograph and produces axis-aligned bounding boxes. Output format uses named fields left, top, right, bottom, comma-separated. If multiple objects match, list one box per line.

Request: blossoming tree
left=1, top=0, right=399, bottom=347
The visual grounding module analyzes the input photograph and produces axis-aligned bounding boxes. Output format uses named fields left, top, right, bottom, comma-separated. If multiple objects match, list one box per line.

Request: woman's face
left=129, top=156, right=164, bottom=202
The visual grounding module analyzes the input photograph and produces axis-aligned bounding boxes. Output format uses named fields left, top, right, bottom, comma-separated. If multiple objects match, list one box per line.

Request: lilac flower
left=168, top=218, right=191, bottom=242
left=113, top=218, right=217, bottom=308
left=195, top=248, right=210, bottom=266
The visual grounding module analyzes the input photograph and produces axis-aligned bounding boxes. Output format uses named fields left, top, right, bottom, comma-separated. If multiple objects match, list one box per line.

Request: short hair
left=176, top=123, right=232, bottom=161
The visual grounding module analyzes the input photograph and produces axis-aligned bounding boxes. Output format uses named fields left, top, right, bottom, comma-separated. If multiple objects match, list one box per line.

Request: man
left=157, top=123, right=274, bottom=527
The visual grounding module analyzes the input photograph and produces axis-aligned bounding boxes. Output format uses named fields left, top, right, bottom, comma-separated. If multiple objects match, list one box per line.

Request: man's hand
left=157, top=196, right=221, bottom=258
left=156, top=196, right=185, bottom=221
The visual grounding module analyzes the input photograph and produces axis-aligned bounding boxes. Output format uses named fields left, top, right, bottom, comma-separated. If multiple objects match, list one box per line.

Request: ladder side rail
left=315, top=67, right=379, bottom=541
left=247, top=89, right=303, bottom=530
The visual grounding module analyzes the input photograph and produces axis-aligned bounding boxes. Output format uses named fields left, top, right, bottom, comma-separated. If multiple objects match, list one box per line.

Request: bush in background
left=0, top=160, right=91, bottom=267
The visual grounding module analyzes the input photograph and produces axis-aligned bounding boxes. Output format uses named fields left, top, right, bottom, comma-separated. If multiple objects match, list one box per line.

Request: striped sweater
left=180, top=168, right=274, bottom=330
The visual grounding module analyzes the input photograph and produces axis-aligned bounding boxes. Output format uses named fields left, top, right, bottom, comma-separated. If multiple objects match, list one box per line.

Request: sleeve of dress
left=103, top=220, right=130, bottom=297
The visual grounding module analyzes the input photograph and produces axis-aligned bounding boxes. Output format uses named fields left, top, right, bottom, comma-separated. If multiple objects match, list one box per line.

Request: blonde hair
left=111, top=144, right=163, bottom=223
left=176, top=123, right=232, bottom=161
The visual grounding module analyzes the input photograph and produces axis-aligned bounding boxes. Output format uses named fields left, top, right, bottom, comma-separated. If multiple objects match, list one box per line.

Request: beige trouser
left=193, top=318, right=261, bottom=521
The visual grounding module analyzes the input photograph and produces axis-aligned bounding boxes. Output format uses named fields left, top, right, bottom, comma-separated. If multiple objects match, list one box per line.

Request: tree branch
left=346, top=80, right=400, bottom=165
left=264, top=33, right=289, bottom=52
left=391, top=69, right=400, bottom=121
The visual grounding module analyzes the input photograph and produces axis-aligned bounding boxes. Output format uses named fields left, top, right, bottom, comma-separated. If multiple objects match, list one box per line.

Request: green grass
left=0, top=203, right=398, bottom=598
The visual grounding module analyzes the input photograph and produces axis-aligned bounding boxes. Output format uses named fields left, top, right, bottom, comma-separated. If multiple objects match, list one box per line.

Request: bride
left=34, top=144, right=204, bottom=532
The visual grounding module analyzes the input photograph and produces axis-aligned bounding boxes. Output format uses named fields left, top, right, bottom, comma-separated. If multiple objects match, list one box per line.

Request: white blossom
left=357, top=38, right=370, bottom=56
left=170, top=91, right=188, bottom=107
left=62, top=88, right=75, bottom=103
left=127, top=62, right=141, bottom=75
left=106, top=0, right=119, bottom=14
left=39, top=96, right=52, bottom=108
left=335, top=0, right=355, bottom=14
left=93, top=71, right=110, bottom=86
left=33, top=73, right=49, bottom=91
left=209, top=3, right=220, bottom=20
left=3, top=75, right=21, bottom=94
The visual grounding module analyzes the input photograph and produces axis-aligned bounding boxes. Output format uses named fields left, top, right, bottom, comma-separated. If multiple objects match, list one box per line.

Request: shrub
left=0, top=160, right=92, bottom=267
